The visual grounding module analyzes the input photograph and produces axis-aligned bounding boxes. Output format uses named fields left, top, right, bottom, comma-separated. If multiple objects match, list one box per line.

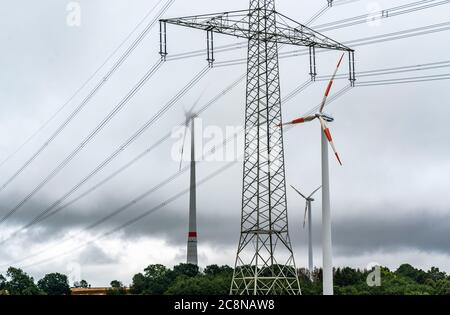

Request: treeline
left=1, top=263, right=450, bottom=295
left=301, top=264, right=450, bottom=295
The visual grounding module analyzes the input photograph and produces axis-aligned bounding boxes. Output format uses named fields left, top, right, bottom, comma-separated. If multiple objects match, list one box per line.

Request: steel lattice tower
left=233, top=0, right=298, bottom=295
left=160, top=0, right=355, bottom=295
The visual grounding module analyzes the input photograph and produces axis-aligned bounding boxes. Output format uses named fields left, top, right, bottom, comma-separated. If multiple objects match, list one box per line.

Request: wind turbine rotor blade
left=308, top=186, right=322, bottom=198
left=303, top=203, right=308, bottom=229
left=181, top=87, right=207, bottom=169
left=278, top=115, right=316, bottom=127
left=319, top=117, right=343, bottom=166
left=290, top=185, right=308, bottom=200
left=319, top=53, right=345, bottom=113
left=187, top=86, right=209, bottom=117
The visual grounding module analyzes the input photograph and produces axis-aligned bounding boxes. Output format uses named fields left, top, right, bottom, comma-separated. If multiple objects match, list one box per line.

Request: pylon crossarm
left=161, top=10, right=251, bottom=39
left=161, top=9, right=353, bottom=51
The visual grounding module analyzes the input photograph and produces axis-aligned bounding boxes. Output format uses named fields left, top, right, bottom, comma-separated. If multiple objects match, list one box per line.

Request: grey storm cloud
left=3, top=196, right=450, bottom=260
left=332, top=210, right=450, bottom=256
left=1, top=0, right=450, bottom=285
left=77, top=244, right=117, bottom=265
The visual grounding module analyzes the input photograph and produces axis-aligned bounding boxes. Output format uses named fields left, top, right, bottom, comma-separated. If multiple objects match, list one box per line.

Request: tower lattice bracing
left=160, top=0, right=355, bottom=295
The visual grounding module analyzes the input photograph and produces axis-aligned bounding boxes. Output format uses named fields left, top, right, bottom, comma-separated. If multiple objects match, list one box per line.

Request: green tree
left=396, top=264, right=427, bottom=284
left=74, top=279, right=90, bottom=288
left=145, top=264, right=176, bottom=294
left=126, top=263, right=450, bottom=296
left=204, top=265, right=220, bottom=276
left=110, top=280, right=123, bottom=288
left=362, top=268, right=434, bottom=295
left=38, top=273, right=71, bottom=295
left=145, top=264, right=171, bottom=280
left=0, top=274, right=6, bottom=290
left=335, top=267, right=362, bottom=286
left=435, top=280, right=450, bottom=295
left=137, top=264, right=177, bottom=294
left=0, top=274, right=7, bottom=295
left=204, top=265, right=233, bottom=276
left=427, top=267, right=446, bottom=282
left=107, top=280, right=127, bottom=295
left=166, top=275, right=231, bottom=295
left=173, top=263, right=199, bottom=278
left=4, top=267, right=42, bottom=295
left=130, top=273, right=147, bottom=294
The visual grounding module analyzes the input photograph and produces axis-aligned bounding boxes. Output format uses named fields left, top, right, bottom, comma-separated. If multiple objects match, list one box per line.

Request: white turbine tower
left=179, top=93, right=204, bottom=266
left=291, top=185, right=321, bottom=282
left=279, top=54, right=345, bottom=295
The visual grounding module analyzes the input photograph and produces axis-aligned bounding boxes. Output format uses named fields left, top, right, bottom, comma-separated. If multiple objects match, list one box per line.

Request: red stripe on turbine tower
left=188, top=231, right=197, bottom=238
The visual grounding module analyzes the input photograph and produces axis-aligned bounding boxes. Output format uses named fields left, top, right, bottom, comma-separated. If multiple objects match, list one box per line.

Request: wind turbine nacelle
left=319, top=113, right=334, bottom=122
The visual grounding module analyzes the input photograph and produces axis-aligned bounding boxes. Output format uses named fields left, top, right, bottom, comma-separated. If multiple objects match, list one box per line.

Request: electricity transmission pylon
left=159, top=0, right=355, bottom=295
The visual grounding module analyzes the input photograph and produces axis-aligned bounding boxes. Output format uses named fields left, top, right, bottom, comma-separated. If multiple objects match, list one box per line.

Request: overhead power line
left=1, top=0, right=435, bottom=199
left=162, top=0, right=363, bottom=61
left=213, top=21, right=450, bottom=68
left=0, top=0, right=442, bottom=189
left=0, top=68, right=233, bottom=245
left=0, top=0, right=339, bottom=241
left=6, top=81, right=355, bottom=270
left=357, top=73, right=450, bottom=86
left=0, top=0, right=175, bottom=190
left=167, top=0, right=450, bottom=63
left=0, top=65, right=209, bottom=235
left=303, top=1, right=334, bottom=26
left=3, top=15, right=449, bottom=237
left=3, top=59, right=449, bottom=264
left=3, top=1, right=448, bottom=270
left=0, top=0, right=170, bottom=171
left=4, top=39, right=450, bottom=243
left=41, top=74, right=245, bottom=222
left=0, top=70, right=314, bottom=265
left=0, top=125, right=243, bottom=269
left=0, top=59, right=164, bottom=226
left=313, top=0, right=450, bottom=32
left=6, top=67, right=449, bottom=270
left=316, top=60, right=450, bottom=80
left=18, top=160, right=239, bottom=270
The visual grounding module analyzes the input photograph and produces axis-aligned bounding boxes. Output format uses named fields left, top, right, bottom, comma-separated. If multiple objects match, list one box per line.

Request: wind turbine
left=291, top=185, right=321, bottom=282
left=279, top=53, right=345, bottom=295
left=179, top=93, right=205, bottom=266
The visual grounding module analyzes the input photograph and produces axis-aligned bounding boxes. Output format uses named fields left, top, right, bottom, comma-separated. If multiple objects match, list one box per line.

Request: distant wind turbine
left=179, top=92, right=205, bottom=266
left=291, top=185, right=321, bottom=282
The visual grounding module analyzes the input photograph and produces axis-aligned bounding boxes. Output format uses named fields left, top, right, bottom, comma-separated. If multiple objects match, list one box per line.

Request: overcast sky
left=0, top=0, right=450, bottom=286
